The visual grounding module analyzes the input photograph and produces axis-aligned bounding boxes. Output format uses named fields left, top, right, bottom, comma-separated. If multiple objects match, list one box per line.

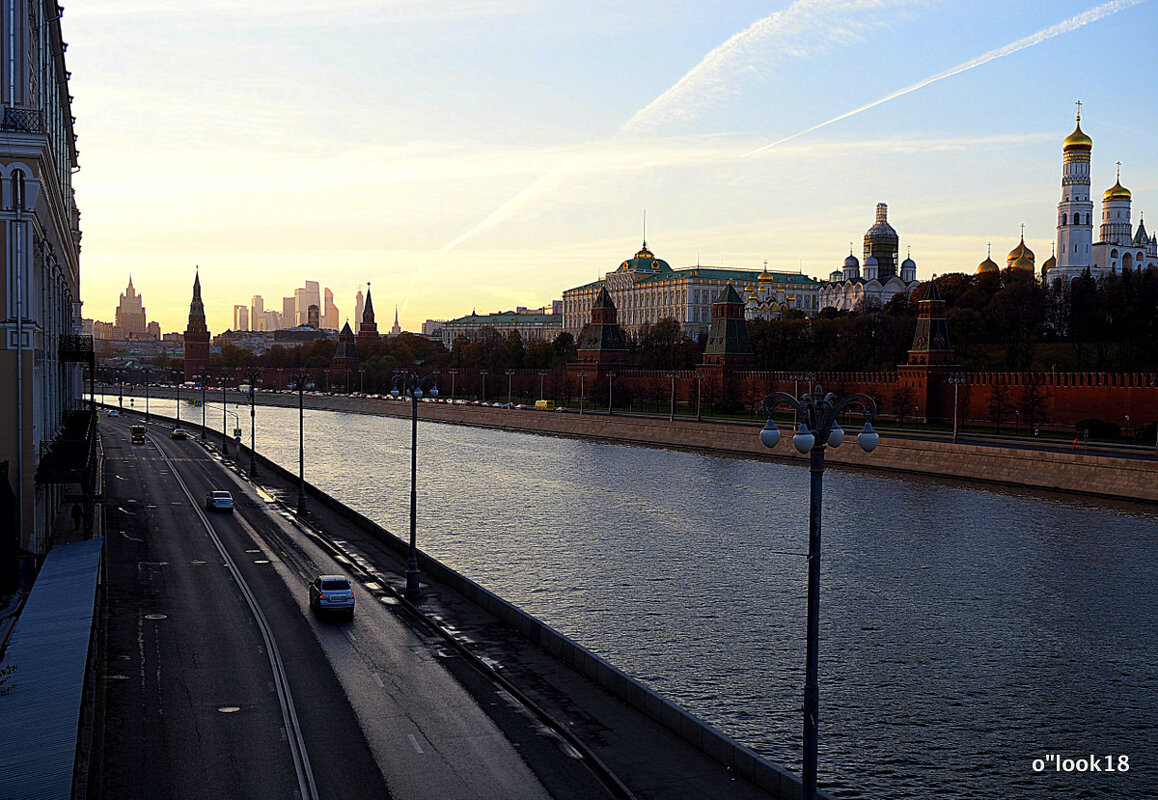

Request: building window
left=1062, top=213, right=1068, bottom=226
left=13, top=170, right=26, bottom=209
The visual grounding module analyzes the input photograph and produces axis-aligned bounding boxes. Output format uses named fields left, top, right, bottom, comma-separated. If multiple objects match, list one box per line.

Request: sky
left=67, top=0, right=1158, bottom=335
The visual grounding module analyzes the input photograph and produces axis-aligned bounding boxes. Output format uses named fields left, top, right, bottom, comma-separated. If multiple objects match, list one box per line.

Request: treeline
left=197, top=266, right=1158, bottom=378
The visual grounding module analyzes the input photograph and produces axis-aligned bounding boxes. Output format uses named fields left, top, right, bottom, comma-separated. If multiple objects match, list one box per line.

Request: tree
left=987, top=382, right=1012, bottom=433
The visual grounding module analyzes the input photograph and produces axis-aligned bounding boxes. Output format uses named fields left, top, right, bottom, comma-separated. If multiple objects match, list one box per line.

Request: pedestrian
left=1073, top=438, right=1079, bottom=450
left=71, top=502, right=82, bottom=531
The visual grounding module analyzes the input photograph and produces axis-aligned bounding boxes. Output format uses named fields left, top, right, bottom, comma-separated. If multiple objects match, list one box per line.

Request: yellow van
left=534, top=400, right=555, bottom=411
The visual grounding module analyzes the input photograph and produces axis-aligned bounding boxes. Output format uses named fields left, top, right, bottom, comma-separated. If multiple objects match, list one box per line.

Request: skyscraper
left=283, top=296, right=296, bottom=326
left=233, top=305, right=249, bottom=331
left=323, top=287, right=338, bottom=330
left=354, top=290, right=365, bottom=334
left=251, top=295, right=265, bottom=331
left=115, top=276, right=148, bottom=338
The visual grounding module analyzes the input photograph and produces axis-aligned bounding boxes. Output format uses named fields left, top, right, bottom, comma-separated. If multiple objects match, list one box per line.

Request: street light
left=668, top=371, right=677, bottom=421
left=759, top=385, right=879, bottom=800
left=696, top=371, right=703, bottom=421
left=391, top=370, right=439, bottom=600
left=447, top=368, right=457, bottom=402
left=506, top=368, right=515, bottom=406
left=578, top=370, right=586, bottom=415
left=607, top=371, right=615, bottom=415
left=480, top=369, right=488, bottom=403
left=288, top=370, right=314, bottom=514
left=359, top=368, right=366, bottom=395
left=142, top=366, right=152, bottom=423
left=221, top=383, right=230, bottom=455
left=538, top=369, right=547, bottom=400
left=244, top=370, right=262, bottom=478
left=947, top=374, right=966, bottom=443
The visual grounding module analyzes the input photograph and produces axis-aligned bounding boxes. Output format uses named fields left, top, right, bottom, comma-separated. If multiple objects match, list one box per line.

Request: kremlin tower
left=183, top=269, right=210, bottom=381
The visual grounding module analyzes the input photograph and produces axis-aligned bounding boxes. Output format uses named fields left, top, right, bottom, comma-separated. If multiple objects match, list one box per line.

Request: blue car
left=309, top=575, right=355, bottom=617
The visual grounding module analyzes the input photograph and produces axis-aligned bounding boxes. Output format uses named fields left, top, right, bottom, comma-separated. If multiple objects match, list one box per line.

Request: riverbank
left=134, top=390, right=1158, bottom=503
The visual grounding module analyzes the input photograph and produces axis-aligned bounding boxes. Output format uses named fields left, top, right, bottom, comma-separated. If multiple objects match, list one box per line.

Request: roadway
left=92, top=415, right=609, bottom=800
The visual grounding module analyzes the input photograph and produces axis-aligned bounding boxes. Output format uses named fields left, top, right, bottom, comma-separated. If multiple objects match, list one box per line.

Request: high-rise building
left=307, top=304, right=320, bottom=329
left=184, top=270, right=210, bottom=380
left=115, top=276, right=148, bottom=338
left=251, top=295, right=265, bottom=331
left=1, top=1, right=85, bottom=561
left=354, top=290, right=365, bottom=334
left=283, top=296, right=296, bottom=326
left=233, top=304, right=249, bottom=331
left=323, top=287, right=338, bottom=330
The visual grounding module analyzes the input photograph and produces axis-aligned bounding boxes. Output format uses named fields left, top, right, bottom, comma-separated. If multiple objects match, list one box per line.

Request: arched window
left=12, top=169, right=26, bottom=209
left=1062, top=213, right=1068, bottom=226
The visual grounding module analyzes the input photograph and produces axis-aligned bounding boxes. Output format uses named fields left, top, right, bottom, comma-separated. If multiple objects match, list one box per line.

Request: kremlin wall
left=167, top=108, right=1158, bottom=440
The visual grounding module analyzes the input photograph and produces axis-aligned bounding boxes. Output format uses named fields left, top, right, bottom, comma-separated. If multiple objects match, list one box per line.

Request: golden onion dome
left=1104, top=179, right=1131, bottom=201
left=1007, top=238, right=1031, bottom=263
left=977, top=256, right=999, bottom=274
left=1042, top=253, right=1057, bottom=270
left=1063, top=120, right=1092, bottom=152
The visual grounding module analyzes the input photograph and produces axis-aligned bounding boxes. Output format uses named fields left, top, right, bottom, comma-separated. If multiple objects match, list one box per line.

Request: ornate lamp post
left=696, top=370, right=703, bottom=421
left=606, top=371, right=615, bottom=415
left=243, top=370, right=262, bottom=477
left=759, top=385, right=879, bottom=800
left=289, top=370, right=314, bottom=514
left=506, top=368, right=515, bottom=406
left=578, top=370, right=586, bottom=415
left=947, top=373, right=966, bottom=443
left=480, top=369, right=488, bottom=403
left=391, top=370, right=439, bottom=600
left=221, top=383, right=230, bottom=455
left=447, top=368, right=457, bottom=402
left=668, top=371, right=677, bottom=421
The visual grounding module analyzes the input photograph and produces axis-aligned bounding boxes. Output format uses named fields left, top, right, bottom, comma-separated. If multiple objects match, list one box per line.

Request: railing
left=59, top=333, right=94, bottom=362
left=1, top=106, right=45, bottom=134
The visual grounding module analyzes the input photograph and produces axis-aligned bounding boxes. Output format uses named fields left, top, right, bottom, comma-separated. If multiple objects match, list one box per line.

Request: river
left=111, top=394, right=1157, bottom=799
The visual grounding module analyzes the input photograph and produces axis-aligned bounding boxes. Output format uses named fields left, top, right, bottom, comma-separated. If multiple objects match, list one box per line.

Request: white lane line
left=372, top=672, right=384, bottom=688
left=408, top=734, right=424, bottom=755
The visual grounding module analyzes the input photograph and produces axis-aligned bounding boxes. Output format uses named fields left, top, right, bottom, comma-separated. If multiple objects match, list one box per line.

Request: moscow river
left=122, top=396, right=1157, bottom=799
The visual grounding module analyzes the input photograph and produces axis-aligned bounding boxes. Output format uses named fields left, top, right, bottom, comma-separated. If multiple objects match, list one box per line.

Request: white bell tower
left=1054, top=102, right=1094, bottom=281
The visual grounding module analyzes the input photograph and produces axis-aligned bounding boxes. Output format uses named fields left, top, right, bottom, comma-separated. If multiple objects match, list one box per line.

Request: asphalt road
left=91, top=416, right=595, bottom=800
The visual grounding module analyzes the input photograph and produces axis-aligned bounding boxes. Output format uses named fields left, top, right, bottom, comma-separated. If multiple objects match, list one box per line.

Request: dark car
left=309, top=575, right=355, bottom=617
left=170, top=428, right=188, bottom=440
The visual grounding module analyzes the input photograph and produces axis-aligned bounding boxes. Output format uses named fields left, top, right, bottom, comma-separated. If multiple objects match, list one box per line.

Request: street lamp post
left=947, top=374, right=966, bottom=443
left=506, top=369, right=515, bottom=406
left=359, top=368, right=366, bottom=395
left=222, top=384, right=230, bottom=455
left=668, top=371, right=677, bottom=421
left=578, top=370, right=586, bottom=415
left=117, top=370, right=124, bottom=409
left=143, top=367, right=152, bottom=423
left=289, top=370, right=313, bottom=514
left=538, top=369, right=547, bottom=400
left=759, top=386, right=879, bottom=800
left=391, top=370, right=439, bottom=600
left=696, top=371, right=703, bottom=421
left=244, top=370, right=261, bottom=478
left=448, top=368, right=457, bottom=402
left=175, top=376, right=181, bottom=426
left=607, top=371, right=615, bottom=415
left=480, top=369, right=488, bottom=403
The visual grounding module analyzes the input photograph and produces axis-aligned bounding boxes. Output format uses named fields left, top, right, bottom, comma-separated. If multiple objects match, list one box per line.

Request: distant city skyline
left=69, top=1, right=1158, bottom=334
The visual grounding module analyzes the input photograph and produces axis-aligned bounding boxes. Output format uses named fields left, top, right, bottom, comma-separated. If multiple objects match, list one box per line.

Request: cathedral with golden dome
left=1035, top=106, right=1157, bottom=283
left=818, top=202, right=921, bottom=311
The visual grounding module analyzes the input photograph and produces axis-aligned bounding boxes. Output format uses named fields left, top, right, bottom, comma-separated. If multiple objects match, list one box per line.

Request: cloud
left=745, top=0, right=1150, bottom=157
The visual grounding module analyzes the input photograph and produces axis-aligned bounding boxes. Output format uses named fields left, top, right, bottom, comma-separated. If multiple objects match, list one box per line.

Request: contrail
left=744, top=0, right=1148, bottom=157
left=442, top=0, right=902, bottom=252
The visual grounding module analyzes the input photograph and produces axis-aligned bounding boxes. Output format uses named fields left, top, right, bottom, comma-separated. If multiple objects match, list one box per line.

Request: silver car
left=205, top=490, right=235, bottom=512
left=309, top=575, right=355, bottom=617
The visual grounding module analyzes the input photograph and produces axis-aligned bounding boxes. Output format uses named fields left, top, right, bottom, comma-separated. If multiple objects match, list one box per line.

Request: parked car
left=205, top=490, right=235, bottom=512
left=170, top=428, right=188, bottom=440
left=309, top=575, right=355, bottom=617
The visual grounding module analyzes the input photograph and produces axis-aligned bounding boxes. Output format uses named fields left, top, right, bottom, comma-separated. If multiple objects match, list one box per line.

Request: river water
left=117, top=395, right=1157, bottom=799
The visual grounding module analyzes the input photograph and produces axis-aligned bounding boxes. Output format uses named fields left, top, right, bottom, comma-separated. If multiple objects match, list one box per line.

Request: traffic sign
left=233, top=428, right=242, bottom=437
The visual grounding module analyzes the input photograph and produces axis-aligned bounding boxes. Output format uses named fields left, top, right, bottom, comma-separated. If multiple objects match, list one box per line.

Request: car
left=205, top=490, right=235, bottom=512
left=107, top=409, right=120, bottom=417
left=309, top=575, right=355, bottom=617
left=554, top=406, right=571, bottom=413
left=170, top=428, right=188, bottom=440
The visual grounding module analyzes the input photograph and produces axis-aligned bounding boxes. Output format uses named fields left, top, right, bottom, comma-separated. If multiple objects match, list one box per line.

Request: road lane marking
left=372, top=672, right=384, bottom=688
left=408, top=734, right=424, bottom=754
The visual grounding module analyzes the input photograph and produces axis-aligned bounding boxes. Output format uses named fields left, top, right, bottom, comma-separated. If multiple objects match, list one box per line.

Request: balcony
left=35, top=409, right=96, bottom=485
left=1, top=106, right=45, bottom=134
left=59, top=334, right=94, bottom=363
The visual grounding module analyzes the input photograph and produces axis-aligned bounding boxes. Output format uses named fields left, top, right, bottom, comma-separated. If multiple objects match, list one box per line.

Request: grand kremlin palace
left=561, top=242, right=821, bottom=340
